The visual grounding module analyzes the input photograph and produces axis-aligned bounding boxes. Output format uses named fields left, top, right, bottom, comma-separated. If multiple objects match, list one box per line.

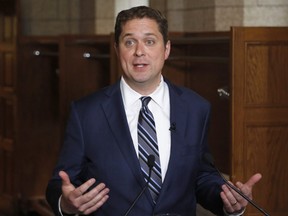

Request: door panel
left=59, top=35, right=112, bottom=132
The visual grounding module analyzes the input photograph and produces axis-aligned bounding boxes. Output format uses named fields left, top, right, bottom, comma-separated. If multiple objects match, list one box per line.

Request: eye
left=146, top=39, right=155, bottom=46
left=124, top=39, right=135, bottom=47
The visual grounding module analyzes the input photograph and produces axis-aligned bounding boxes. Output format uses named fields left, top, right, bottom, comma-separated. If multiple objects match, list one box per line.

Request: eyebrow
left=122, top=32, right=157, bottom=39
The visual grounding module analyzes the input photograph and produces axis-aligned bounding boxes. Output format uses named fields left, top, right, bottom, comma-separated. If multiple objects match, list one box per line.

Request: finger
left=234, top=173, right=262, bottom=201
left=79, top=183, right=108, bottom=205
left=220, top=191, right=242, bottom=213
left=79, top=185, right=110, bottom=214
left=83, top=194, right=109, bottom=215
left=225, top=181, right=246, bottom=203
left=242, top=173, right=262, bottom=189
left=222, top=184, right=246, bottom=207
left=222, top=184, right=239, bottom=204
left=74, top=178, right=97, bottom=198
left=62, top=178, right=98, bottom=214
left=59, top=171, right=96, bottom=200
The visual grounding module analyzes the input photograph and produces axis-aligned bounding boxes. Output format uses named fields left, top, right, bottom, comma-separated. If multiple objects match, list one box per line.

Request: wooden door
left=231, top=27, right=288, bottom=216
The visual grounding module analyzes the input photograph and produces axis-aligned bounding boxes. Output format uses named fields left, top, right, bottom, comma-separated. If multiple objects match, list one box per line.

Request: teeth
left=136, top=64, right=144, bottom=67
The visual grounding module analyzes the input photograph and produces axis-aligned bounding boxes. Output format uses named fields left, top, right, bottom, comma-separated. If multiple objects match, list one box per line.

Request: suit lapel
left=101, top=82, right=148, bottom=188
left=157, top=82, right=189, bottom=203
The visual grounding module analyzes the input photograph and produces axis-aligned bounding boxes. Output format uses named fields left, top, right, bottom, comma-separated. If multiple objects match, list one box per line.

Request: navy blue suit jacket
left=46, top=79, right=225, bottom=216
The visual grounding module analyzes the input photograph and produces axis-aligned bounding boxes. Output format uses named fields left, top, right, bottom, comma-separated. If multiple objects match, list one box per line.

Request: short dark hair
left=114, top=6, right=168, bottom=46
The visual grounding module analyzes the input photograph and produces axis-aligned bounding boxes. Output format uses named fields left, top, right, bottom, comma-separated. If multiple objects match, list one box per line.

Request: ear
left=114, top=43, right=119, bottom=57
left=164, top=40, right=171, bottom=60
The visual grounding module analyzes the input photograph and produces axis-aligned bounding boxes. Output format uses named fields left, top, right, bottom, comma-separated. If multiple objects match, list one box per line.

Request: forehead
left=121, top=18, right=161, bottom=36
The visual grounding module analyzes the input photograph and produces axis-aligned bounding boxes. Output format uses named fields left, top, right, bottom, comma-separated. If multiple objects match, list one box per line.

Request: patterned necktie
left=138, top=96, right=162, bottom=202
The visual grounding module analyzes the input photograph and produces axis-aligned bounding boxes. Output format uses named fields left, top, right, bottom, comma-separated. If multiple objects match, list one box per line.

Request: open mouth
left=134, top=64, right=147, bottom=68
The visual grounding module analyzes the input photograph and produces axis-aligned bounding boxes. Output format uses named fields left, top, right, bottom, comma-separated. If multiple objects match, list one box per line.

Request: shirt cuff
left=58, top=195, right=78, bottom=216
left=58, top=195, right=64, bottom=216
left=223, top=207, right=246, bottom=216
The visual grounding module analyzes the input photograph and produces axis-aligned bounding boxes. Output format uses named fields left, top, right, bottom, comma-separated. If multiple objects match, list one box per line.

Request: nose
left=134, top=43, right=145, bottom=57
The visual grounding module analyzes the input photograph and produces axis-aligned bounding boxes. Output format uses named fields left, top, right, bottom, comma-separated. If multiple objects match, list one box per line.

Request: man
left=46, top=6, right=262, bottom=216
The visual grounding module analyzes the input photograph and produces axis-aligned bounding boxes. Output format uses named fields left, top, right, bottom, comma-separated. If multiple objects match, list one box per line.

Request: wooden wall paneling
left=231, top=27, right=288, bottom=216
left=164, top=32, right=231, bottom=174
left=0, top=0, right=18, bottom=214
left=0, top=45, right=16, bottom=94
left=109, top=33, right=122, bottom=84
left=59, top=35, right=112, bottom=135
left=0, top=1, right=16, bottom=17
left=16, top=37, right=60, bottom=210
left=0, top=96, right=17, bottom=215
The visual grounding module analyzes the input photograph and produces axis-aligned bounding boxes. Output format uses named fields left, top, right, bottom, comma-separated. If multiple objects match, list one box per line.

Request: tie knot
left=140, top=96, right=152, bottom=108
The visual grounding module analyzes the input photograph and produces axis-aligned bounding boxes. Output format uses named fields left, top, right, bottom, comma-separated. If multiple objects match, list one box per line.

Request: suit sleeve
left=46, top=102, right=85, bottom=215
left=195, top=103, right=225, bottom=215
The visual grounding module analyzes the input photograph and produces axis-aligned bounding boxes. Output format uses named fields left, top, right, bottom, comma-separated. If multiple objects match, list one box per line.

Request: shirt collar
left=120, top=76, right=166, bottom=110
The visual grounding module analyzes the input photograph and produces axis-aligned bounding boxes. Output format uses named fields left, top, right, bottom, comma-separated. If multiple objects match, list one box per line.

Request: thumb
left=59, top=170, right=75, bottom=193
left=236, top=173, right=262, bottom=200
left=244, top=173, right=262, bottom=189
left=59, top=170, right=71, bottom=185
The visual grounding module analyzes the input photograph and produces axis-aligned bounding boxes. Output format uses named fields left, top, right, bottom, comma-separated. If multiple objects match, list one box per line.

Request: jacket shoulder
left=167, top=81, right=211, bottom=108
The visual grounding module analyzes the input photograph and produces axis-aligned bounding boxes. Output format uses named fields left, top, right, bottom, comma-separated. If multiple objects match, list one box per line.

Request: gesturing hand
left=59, top=170, right=110, bottom=215
left=220, top=173, right=262, bottom=214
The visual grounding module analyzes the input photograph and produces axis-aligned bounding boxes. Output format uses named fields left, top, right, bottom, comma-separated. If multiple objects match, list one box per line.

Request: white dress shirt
left=120, top=76, right=171, bottom=182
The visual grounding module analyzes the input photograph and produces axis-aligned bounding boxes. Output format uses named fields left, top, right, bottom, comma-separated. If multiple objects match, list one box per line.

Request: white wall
left=20, top=0, right=288, bottom=35
left=163, top=0, right=288, bottom=32
left=95, top=0, right=148, bottom=34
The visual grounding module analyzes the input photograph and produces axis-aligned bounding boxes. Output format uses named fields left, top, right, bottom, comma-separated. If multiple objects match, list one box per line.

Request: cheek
left=119, top=50, right=132, bottom=63
left=119, top=54, right=129, bottom=66
left=153, top=53, right=166, bottom=66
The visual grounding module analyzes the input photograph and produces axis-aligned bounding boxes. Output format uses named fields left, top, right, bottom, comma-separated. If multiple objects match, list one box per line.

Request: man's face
left=116, top=18, right=170, bottom=94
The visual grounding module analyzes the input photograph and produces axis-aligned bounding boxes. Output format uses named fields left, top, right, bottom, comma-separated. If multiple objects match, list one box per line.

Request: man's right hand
left=59, top=170, right=110, bottom=215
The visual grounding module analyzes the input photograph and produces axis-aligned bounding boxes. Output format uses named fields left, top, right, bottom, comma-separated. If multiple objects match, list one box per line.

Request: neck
left=123, top=76, right=162, bottom=96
